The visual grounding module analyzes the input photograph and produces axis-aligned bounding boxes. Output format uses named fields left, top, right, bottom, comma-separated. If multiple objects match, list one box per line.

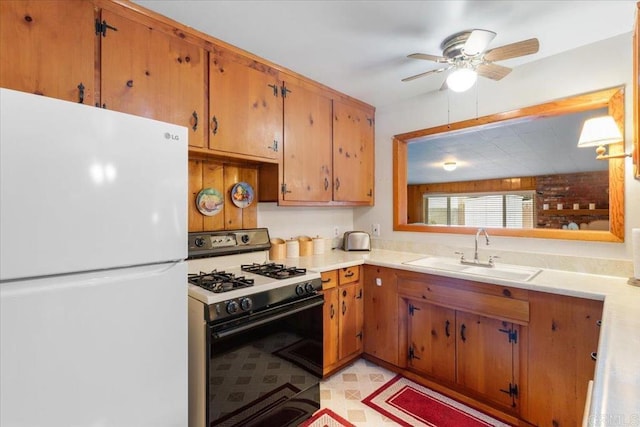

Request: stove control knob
left=241, top=234, right=250, bottom=244
left=194, top=237, right=206, bottom=247
left=305, top=283, right=315, bottom=293
left=295, top=285, right=305, bottom=296
left=226, top=300, right=239, bottom=314
left=240, top=297, right=253, bottom=311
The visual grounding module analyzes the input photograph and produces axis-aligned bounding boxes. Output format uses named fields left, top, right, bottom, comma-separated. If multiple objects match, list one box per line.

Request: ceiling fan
left=402, top=29, right=540, bottom=92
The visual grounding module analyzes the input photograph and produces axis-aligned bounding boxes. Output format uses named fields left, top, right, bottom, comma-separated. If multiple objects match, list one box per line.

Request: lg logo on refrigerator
left=164, top=132, right=180, bottom=141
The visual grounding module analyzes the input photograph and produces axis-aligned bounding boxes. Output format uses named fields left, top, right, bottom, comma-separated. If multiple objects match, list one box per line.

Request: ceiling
left=133, top=1, right=637, bottom=108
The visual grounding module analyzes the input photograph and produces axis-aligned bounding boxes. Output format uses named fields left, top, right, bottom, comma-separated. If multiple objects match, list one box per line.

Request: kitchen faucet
left=456, top=228, right=496, bottom=267
left=474, top=228, right=490, bottom=263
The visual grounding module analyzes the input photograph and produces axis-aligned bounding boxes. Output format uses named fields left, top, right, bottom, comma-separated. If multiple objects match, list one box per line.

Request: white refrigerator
left=0, top=88, right=188, bottom=427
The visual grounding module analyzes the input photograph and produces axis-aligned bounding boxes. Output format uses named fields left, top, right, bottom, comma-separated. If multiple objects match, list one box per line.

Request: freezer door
left=0, top=262, right=187, bottom=427
left=0, top=88, right=187, bottom=281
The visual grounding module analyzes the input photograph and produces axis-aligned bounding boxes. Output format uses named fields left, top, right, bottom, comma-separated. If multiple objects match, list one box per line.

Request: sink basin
left=402, top=256, right=472, bottom=272
left=402, top=257, right=541, bottom=282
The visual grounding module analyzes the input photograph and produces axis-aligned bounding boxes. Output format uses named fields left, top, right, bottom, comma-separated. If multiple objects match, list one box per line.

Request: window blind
left=424, top=191, right=534, bottom=228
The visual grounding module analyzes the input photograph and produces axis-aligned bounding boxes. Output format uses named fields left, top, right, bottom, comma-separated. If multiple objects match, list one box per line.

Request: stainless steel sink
left=402, top=256, right=541, bottom=282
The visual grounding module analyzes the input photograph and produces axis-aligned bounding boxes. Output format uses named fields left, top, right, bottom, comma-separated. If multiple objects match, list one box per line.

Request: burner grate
left=241, top=263, right=307, bottom=280
left=188, top=270, right=254, bottom=293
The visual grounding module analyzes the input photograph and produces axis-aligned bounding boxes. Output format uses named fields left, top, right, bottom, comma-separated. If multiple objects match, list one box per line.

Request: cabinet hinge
left=281, top=183, right=291, bottom=195
left=499, top=327, right=518, bottom=344
left=500, top=383, right=518, bottom=398
left=95, top=19, right=118, bottom=37
left=408, top=346, right=420, bottom=360
left=367, top=117, right=374, bottom=127
left=281, top=85, right=291, bottom=98
left=408, top=303, right=420, bottom=316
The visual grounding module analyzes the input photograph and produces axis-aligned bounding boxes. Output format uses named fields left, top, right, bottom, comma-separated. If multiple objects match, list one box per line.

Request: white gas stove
left=186, top=229, right=321, bottom=324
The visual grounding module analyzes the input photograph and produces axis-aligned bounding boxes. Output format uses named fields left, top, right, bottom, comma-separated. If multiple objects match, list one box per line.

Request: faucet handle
left=488, top=255, right=500, bottom=265
left=455, top=251, right=466, bottom=261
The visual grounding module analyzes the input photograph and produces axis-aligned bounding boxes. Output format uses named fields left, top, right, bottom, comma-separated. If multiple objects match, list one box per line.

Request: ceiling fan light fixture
left=446, top=67, right=477, bottom=92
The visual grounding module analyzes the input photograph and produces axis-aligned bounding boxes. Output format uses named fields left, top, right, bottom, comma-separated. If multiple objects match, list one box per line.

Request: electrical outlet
left=372, top=223, right=380, bottom=236
left=333, top=226, right=339, bottom=237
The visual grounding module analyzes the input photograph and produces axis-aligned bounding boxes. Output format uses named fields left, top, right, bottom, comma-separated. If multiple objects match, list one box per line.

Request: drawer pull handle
left=344, top=271, right=354, bottom=278
left=445, top=320, right=451, bottom=337
left=460, top=324, right=467, bottom=342
left=342, top=301, right=346, bottom=315
left=591, top=352, right=597, bottom=361
left=321, top=278, right=332, bottom=283
left=191, top=111, right=198, bottom=132
left=330, top=304, right=335, bottom=319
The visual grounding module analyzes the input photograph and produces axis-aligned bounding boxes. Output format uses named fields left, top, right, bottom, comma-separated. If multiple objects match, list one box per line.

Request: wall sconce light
left=446, top=67, right=477, bottom=93
left=443, top=161, right=457, bottom=171
left=577, top=115, right=631, bottom=160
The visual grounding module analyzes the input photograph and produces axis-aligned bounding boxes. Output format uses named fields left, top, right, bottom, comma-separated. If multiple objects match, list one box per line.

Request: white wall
left=354, top=33, right=639, bottom=272
left=258, top=202, right=353, bottom=244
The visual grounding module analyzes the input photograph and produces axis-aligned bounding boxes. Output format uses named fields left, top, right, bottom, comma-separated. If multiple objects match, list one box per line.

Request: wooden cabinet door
left=332, top=99, right=374, bottom=204
left=525, top=292, right=603, bottom=427
left=209, top=48, right=282, bottom=160
left=281, top=77, right=333, bottom=202
left=0, top=0, right=95, bottom=105
left=407, top=300, right=456, bottom=383
left=100, top=9, right=206, bottom=148
left=339, top=281, right=363, bottom=360
left=456, top=311, right=518, bottom=409
left=363, top=266, right=399, bottom=365
left=322, top=287, right=339, bottom=374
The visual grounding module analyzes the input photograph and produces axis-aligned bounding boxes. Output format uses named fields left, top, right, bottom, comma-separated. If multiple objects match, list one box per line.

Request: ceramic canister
left=285, top=238, right=299, bottom=258
left=298, top=236, right=313, bottom=257
left=269, top=238, right=286, bottom=260
left=312, top=236, right=326, bottom=255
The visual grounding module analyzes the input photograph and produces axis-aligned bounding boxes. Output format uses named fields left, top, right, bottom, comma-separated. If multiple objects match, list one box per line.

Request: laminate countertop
left=283, top=248, right=640, bottom=426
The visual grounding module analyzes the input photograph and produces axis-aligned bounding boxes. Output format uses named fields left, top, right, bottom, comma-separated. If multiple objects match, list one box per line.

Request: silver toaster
left=342, top=231, right=371, bottom=251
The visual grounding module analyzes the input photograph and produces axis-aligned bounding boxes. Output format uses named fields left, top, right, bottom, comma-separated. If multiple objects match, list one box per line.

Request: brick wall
left=536, top=170, right=609, bottom=229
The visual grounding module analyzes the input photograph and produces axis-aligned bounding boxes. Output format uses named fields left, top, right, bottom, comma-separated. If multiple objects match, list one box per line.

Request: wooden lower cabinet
left=363, top=267, right=604, bottom=426
left=405, top=299, right=520, bottom=411
left=363, top=265, right=399, bottom=365
left=522, top=292, right=603, bottom=427
left=321, top=267, right=363, bottom=376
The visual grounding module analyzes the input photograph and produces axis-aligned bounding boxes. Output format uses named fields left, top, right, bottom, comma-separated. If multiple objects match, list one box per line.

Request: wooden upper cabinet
left=281, top=75, right=333, bottom=203
left=0, top=0, right=95, bottom=104
left=100, top=9, right=206, bottom=147
left=333, top=99, right=375, bottom=204
left=209, top=47, right=282, bottom=161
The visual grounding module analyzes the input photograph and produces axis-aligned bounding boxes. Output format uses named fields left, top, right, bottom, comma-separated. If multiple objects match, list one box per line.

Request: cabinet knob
left=126, top=80, right=134, bottom=88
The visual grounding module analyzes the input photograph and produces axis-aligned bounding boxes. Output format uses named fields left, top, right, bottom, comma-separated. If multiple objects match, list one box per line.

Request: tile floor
left=319, top=358, right=402, bottom=426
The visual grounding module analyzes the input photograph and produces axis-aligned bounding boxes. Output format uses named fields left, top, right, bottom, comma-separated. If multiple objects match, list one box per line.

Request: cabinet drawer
left=339, top=266, right=360, bottom=285
left=398, top=278, right=529, bottom=325
left=321, top=271, right=338, bottom=290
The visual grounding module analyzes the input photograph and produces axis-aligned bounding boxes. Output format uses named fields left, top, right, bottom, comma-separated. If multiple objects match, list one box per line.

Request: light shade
left=443, top=161, right=457, bottom=171
left=577, top=115, right=623, bottom=148
left=446, top=68, right=477, bottom=92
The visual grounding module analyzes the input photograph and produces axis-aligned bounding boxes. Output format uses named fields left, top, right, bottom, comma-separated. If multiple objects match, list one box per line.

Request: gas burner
left=241, top=263, right=307, bottom=280
left=188, top=270, right=254, bottom=293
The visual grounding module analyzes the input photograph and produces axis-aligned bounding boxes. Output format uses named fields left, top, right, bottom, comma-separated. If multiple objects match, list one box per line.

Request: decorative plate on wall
left=230, top=182, right=254, bottom=209
left=196, top=188, right=224, bottom=216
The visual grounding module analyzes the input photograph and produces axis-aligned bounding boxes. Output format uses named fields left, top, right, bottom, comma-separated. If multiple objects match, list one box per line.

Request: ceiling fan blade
left=484, top=38, right=540, bottom=62
left=408, top=53, right=449, bottom=63
left=462, top=29, right=497, bottom=56
left=401, top=67, right=449, bottom=82
left=477, top=63, right=512, bottom=80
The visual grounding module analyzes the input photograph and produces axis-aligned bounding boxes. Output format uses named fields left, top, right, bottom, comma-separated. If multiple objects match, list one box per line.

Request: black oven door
left=207, top=294, right=324, bottom=427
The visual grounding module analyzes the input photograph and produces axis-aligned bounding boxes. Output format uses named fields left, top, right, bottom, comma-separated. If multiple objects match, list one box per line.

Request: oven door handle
left=212, top=296, right=324, bottom=340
